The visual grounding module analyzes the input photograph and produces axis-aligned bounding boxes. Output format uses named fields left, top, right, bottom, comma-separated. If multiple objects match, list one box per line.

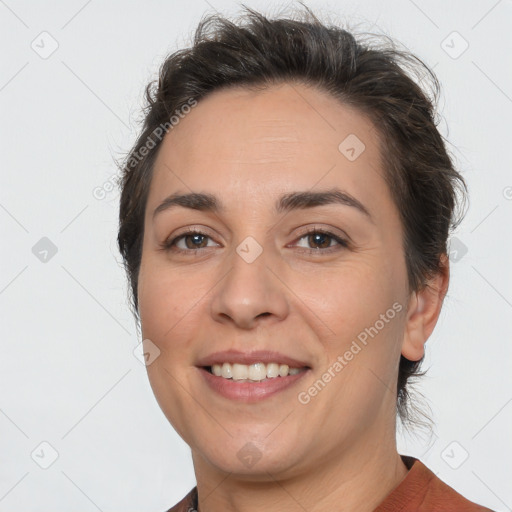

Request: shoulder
left=375, top=456, right=495, bottom=512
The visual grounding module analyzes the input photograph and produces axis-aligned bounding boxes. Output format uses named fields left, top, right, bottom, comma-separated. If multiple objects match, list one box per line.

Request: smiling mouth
left=203, top=362, right=310, bottom=382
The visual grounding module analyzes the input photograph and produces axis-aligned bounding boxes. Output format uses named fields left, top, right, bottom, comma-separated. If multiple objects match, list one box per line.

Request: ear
left=401, top=254, right=450, bottom=361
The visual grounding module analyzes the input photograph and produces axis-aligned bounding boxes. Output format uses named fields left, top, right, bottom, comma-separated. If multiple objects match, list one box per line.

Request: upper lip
left=196, top=349, right=311, bottom=368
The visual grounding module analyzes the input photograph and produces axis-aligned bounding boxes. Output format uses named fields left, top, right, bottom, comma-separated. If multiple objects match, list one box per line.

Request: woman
left=117, top=5, right=494, bottom=511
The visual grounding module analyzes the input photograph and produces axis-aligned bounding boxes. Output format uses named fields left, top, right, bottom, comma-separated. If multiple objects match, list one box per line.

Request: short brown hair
left=116, top=4, right=467, bottom=431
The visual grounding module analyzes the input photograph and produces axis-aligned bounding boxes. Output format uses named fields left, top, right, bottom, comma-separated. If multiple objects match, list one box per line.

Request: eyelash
left=160, top=227, right=349, bottom=256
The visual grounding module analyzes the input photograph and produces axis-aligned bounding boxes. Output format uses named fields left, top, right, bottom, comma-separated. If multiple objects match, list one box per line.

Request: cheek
left=300, top=264, right=406, bottom=413
left=137, top=257, right=212, bottom=353
left=138, top=260, right=203, bottom=438
left=300, top=261, right=401, bottom=330
left=292, top=258, right=406, bottom=377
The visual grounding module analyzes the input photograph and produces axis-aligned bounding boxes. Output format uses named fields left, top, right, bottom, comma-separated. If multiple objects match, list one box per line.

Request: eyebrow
left=152, top=188, right=373, bottom=222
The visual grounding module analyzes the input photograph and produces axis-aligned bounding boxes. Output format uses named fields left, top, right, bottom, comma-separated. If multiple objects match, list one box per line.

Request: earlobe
left=401, top=254, right=450, bottom=361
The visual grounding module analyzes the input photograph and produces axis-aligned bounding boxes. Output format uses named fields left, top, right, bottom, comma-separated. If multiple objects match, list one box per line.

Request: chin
left=193, top=436, right=307, bottom=479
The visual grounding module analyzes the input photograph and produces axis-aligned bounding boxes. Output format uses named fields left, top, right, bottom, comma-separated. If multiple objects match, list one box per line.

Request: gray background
left=1, top=0, right=511, bottom=510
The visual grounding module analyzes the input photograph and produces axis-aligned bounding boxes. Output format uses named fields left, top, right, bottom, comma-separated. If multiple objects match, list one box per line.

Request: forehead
left=148, top=82, right=390, bottom=215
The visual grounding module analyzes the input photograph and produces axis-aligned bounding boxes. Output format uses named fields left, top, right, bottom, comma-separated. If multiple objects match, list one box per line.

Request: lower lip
left=198, top=367, right=310, bottom=402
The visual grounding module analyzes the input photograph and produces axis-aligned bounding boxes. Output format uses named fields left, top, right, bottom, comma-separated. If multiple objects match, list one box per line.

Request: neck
left=190, top=420, right=409, bottom=512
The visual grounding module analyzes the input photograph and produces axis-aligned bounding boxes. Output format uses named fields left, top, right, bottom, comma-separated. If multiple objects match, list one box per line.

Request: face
left=137, top=82, right=413, bottom=479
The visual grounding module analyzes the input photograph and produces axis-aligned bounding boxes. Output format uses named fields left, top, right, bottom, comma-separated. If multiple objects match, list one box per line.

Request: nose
left=210, top=245, right=290, bottom=330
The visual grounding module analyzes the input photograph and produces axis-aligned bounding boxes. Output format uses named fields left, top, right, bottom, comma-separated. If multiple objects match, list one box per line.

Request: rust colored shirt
left=164, top=455, right=494, bottom=511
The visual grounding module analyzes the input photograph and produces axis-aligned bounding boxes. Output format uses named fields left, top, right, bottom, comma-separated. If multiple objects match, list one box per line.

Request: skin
left=137, top=82, right=449, bottom=512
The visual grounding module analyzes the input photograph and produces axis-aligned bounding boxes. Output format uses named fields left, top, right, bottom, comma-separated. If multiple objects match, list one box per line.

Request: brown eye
left=180, top=233, right=209, bottom=249
left=161, top=230, right=217, bottom=253
left=307, top=232, right=333, bottom=249
left=293, top=229, right=348, bottom=254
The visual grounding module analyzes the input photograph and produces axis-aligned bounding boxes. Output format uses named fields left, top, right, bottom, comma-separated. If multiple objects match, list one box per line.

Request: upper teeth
left=211, top=362, right=304, bottom=381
